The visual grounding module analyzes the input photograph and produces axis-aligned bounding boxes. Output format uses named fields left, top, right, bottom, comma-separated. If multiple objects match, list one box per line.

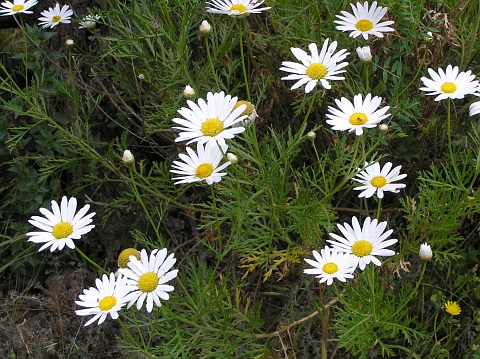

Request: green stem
left=367, top=266, right=376, bottom=320
left=129, top=166, right=162, bottom=241
left=446, top=99, right=460, bottom=180
left=239, top=25, right=250, bottom=101
left=75, top=247, right=108, bottom=274
left=394, top=262, right=427, bottom=318
left=376, top=197, right=382, bottom=219
left=205, top=36, right=221, bottom=91
left=365, top=64, right=369, bottom=94
left=303, top=94, right=316, bottom=124
left=210, top=185, right=222, bottom=256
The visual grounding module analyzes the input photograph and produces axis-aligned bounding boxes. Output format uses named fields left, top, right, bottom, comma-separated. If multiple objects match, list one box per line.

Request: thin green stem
left=75, top=247, right=108, bottom=274
left=303, top=94, right=316, bottom=124
left=205, top=36, right=221, bottom=90
left=365, top=64, right=369, bottom=94
left=394, top=262, right=427, bottom=318
left=446, top=99, right=460, bottom=180
left=210, top=185, right=222, bottom=257
left=129, top=166, right=162, bottom=241
left=239, top=25, right=250, bottom=101
left=376, top=197, right=382, bottom=219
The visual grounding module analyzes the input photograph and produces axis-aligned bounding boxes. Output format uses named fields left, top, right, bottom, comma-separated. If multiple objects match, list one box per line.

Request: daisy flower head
left=334, top=1, right=394, bottom=40
left=79, top=14, right=100, bottom=30
left=75, top=273, right=131, bottom=326
left=206, top=0, right=271, bottom=17
left=171, top=141, right=231, bottom=185
left=0, top=0, right=37, bottom=16
left=38, top=4, right=73, bottom=29
left=469, top=88, right=480, bottom=117
left=119, top=248, right=179, bottom=313
left=326, top=93, right=390, bottom=136
left=118, top=247, right=141, bottom=269
left=26, top=196, right=95, bottom=252
left=172, top=91, right=247, bottom=149
left=304, top=246, right=356, bottom=285
left=444, top=301, right=461, bottom=316
left=232, top=100, right=257, bottom=127
left=420, top=65, right=479, bottom=101
left=327, top=216, right=397, bottom=270
left=280, top=39, right=349, bottom=93
left=353, top=161, right=407, bottom=199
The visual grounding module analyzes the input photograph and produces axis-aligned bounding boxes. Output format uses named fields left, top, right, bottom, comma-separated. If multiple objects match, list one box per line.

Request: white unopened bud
left=199, top=20, right=212, bottom=35
left=307, top=131, right=316, bottom=140
left=379, top=123, right=389, bottom=132
left=356, top=46, right=372, bottom=63
left=122, top=150, right=134, bottom=165
left=79, top=15, right=100, bottom=30
left=419, top=243, right=432, bottom=261
left=183, top=85, right=195, bottom=99
left=65, top=39, right=74, bottom=46
left=138, top=74, right=145, bottom=80
left=426, top=31, right=433, bottom=41
left=226, top=153, right=238, bottom=164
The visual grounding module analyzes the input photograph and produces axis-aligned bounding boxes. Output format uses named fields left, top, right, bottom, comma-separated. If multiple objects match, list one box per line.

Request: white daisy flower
left=206, top=0, right=271, bottom=17
left=334, top=1, right=395, bottom=40
left=171, top=142, right=231, bottom=185
left=75, top=273, right=131, bottom=326
left=419, top=65, right=479, bottom=101
left=280, top=39, right=349, bottom=93
left=119, top=248, right=178, bottom=313
left=232, top=100, right=258, bottom=127
left=325, top=93, right=390, bottom=136
left=79, top=14, right=100, bottom=30
left=38, top=4, right=73, bottom=29
left=353, top=161, right=407, bottom=199
left=0, top=0, right=37, bottom=16
left=26, top=196, right=95, bottom=252
left=304, top=246, right=356, bottom=285
left=172, top=91, right=247, bottom=149
left=469, top=88, right=480, bottom=116
left=327, top=216, right=397, bottom=271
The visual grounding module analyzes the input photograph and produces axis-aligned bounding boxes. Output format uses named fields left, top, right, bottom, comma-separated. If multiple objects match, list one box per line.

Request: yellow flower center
left=444, top=301, right=461, bottom=316
left=356, top=19, right=374, bottom=32
left=440, top=82, right=457, bottom=94
left=201, top=118, right=224, bottom=137
left=349, top=112, right=368, bottom=125
left=98, top=296, right=117, bottom=311
left=52, top=222, right=73, bottom=239
left=52, top=15, right=62, bottom=23
left=351, top=240, right=373, bottom=257
left=305, top=63, right=328, bottom=80
left=138, top=272, right=159, bottom=293
left=229, top=4, right=248, bottom=13
left=233, top=100, right=254, bottom=116
left=322, top=262, right=339, bottom=274
left=118, top=248, right=141, bottom=268
left=12, top=4, right=24, bottom=12
left=370, top=176, right=387, bottom=188
left=196, top=163, right=214, bottom=179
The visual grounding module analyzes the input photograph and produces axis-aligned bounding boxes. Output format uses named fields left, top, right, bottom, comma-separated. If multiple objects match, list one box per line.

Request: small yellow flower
left=444, top=301, right=461, bottom=316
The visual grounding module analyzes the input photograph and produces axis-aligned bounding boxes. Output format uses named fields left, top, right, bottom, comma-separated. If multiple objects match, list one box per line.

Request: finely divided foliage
left=3, top=0, right=479, bottom=356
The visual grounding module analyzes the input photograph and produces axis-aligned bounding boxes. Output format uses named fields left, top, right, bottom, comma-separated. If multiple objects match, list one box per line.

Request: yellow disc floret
left=370, top=176, right=387, bottom=188
left=196, top=163, right=214, bottom=179
left=52, top=15, right=62, bottom=23
left=234, top=100, right=254, bottom=116
left=201, top=118, right=224, bottom=137
left=355, top=19, right=374, bottom=32
left=441, top=82, right=457, bottom=94
left=52, top=222, right=74, bottom=239
left=349, top=112, right=368, bottom=126
left=12, top=4, right=24, bottom=12
left=118, top=248, right=141, bottom=268
left=351, top=240, right=373, bottom=257
left=322, top=262, right=339, bottom=274
left=444, top=301, right=461, bottom=316
left=98, top=296, right=117, bottom=311
left=138, top=272, right=159, bottom=293
left=229, top=4, right=248, bottom=14
left=306, top=63, right=328, bottom=80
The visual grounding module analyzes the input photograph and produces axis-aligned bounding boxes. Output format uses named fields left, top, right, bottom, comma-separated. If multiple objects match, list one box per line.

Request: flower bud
left=307, top=131, right=316, bottom=140
left=379, top=123, right=389, bottom=132
left=138, top=73, right=145, bottom=80
left=232, top=100, right=257, bottom=127
left=426, top=31, right=433, bottom=41
left=419, top=243, right=432, bottom=261
left=183, top=85, right=195, bottom=99
left=65, top=39, right=74, bottom=46
left=118, top=248, right=141, bottom=268
left=199, top=20, right=212, bottom=35
left=226, top=152, right=238, bottom=164
left=356, top=46, right=372, bottom=63
left=122, top=150, right=134, bottom=165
